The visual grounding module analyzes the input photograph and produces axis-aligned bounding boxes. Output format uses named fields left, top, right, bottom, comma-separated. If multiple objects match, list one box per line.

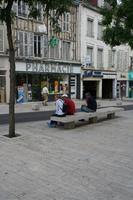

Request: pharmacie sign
left=16, top=62, right=74, bottom=74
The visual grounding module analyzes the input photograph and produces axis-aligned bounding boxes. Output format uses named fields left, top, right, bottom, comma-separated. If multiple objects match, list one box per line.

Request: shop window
left=48, top=75, right=69, bottom=95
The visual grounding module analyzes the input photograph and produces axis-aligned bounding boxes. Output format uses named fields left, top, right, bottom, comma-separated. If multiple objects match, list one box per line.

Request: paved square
left=0, top=110, right=133, bottom=200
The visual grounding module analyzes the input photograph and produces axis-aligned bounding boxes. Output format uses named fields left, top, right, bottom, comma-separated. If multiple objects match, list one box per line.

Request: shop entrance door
left=102, top=79, right=113, bottom=99
left=0, top=76, right=6, bottom=103
left=83, top=81, right=97, bottom=99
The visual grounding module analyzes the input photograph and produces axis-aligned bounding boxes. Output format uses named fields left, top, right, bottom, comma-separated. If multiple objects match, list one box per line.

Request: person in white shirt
left=41, top=85, right=49, bottom=106
left=47, top=95, right=66, bottom=127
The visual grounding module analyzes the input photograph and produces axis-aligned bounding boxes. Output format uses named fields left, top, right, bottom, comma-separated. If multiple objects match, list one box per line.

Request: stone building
left=78, top=0, right=130, bottom=99
left=0, top=1, right=81, bottom=103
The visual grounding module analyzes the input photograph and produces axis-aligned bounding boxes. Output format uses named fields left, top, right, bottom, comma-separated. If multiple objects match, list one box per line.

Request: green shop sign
left=49, top=36, right=59, bottom=47
left=128, top=71, right=133, bottom=80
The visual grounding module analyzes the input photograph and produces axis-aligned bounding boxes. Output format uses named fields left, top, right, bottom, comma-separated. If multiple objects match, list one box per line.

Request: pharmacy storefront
left=15, top=61, right=81, bottom=103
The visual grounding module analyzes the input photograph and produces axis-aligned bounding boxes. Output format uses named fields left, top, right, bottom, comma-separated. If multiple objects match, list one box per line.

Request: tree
left=0, top=0, right=72, bottom=138
left=100, top=0, right=133, bottom=49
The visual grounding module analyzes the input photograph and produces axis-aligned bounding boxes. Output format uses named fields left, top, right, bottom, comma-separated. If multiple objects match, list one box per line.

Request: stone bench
left=50, top=107, right=124, bottom=129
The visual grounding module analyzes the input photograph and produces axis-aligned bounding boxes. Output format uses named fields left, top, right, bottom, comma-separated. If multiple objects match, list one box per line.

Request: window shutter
left=0, top=29, right=4, bottom=52
left=29, top=33, right=33, bottom=57
left=24, top=32, right=28, bottom=56
left=12, top=2, right=18, bottom=15
left=87, top=19, right=93, bottom=37
left=43, top=35, right=48, bottom=58
left=108, top=50, right=112, bottom=67
left=97, top=49, right=103, bottom=68
left=18, top=31, right=24, bottom=56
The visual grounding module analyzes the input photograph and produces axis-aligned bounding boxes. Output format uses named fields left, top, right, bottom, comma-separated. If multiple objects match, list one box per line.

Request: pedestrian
left=41, top=85, right=49, bottom=106
left=81, top=92, right=97, bottom=112
left=61, top=94, right=76, bottom=115
left=47, top=95, right=66, bottom=128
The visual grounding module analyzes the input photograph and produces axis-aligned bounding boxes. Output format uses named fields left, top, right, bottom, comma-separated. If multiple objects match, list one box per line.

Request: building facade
left=78, top=0, right=130, bottom=99
left=0, top=1, right=81, bottom=103
left=1, top=0, right=133, bottom=104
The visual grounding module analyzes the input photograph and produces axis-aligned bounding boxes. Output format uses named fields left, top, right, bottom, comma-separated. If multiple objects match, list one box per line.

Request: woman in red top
left=62, top=94, right=76, bottom=115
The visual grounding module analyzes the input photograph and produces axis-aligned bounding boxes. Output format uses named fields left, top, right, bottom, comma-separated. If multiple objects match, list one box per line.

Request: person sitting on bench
left=62, top=94, right=76, bottom=115
left=81, top=92, right=97, bottom=112
left=47, top=95, right=66, bottom=128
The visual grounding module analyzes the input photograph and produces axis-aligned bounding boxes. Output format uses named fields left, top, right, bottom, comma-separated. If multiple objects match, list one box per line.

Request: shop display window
left=48, top=75, right=69, bottom=95
left=16, top=73, right=69, bottom=102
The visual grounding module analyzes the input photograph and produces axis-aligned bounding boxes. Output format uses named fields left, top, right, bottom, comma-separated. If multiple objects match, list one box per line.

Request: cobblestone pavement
left=0, top=110, right=133, bottom=200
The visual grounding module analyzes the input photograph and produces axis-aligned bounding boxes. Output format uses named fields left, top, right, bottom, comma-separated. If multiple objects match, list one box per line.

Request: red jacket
left=64, top=98, right=76, bottom=115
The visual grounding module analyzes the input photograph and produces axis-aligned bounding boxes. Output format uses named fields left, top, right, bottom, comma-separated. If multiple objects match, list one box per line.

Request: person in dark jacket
left=85, top=92, right=97, bottom=111
left=81, top=92, right=97, bottom=112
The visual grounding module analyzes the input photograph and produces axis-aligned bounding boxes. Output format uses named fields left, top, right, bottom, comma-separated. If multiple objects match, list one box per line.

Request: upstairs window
left=108, top=49, right=116, bottom=68
left=33, top=2, right=43, bottom=21
left=17, top=31, right=48, bottom=58
left=62, top=13, right=70, bottom=32
left=61, top=41, right=70, bottom=60
left=86, top=46, right=93, bottom=66
left=87, top=18, right=94, bottom=38
left=0, top=29, right=4, bottom=52
left=98, top=23, right=103, bottom=40
left=18, top=1, right=28, bottom=17
left=97, top=48, right=103, bottom=68
left=17, top=31, right=33, bottom=57
left=34, top=35, right=41, bottom=57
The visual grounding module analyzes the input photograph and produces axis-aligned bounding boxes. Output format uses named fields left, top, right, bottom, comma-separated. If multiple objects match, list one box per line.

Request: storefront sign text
left=26, top=63, right=73, bottom=74
left=83, top=71, right=103, bottom=78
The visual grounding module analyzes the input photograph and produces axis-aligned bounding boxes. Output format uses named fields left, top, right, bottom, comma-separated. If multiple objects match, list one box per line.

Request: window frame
left=62, top=12, right=71, bottom=32
left=0, top=28, right=4, bottom=52
left=97, top=48, right=103, bottom=68
left=61, top=41, right=71, bottom=60
left=87, top=18, right=94, bottom=38
left=86, top=46, right=94, bottom=66
left=18, top=0, right=28, bottom=18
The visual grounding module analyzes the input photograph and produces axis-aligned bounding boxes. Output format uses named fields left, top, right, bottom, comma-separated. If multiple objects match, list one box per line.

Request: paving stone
left=0, top=110, right=133, bottom=200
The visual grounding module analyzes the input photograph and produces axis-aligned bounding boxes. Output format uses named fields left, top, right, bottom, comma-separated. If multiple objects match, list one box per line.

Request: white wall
left=79, top=5, right=131, bottom=71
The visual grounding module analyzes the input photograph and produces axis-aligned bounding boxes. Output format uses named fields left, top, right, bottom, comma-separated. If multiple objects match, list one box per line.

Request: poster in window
left=54, top=80, right=58, bottom=94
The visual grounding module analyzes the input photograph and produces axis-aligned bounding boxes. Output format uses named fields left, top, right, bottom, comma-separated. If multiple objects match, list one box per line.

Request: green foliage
left=100, top=0, right=133, bottom=49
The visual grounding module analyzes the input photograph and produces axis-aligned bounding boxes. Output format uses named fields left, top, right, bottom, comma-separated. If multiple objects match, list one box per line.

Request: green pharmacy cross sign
left=49, top=36, right=59, bottom=47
